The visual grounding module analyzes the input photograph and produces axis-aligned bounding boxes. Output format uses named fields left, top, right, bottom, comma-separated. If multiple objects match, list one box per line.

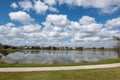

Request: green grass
left=0, top=67, right=120, bottom=80
left=0, top=58, right=120, bottom=67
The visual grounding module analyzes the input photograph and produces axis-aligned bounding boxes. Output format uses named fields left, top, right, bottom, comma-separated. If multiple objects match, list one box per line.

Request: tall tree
left=113, top=36, right=120, bottom=57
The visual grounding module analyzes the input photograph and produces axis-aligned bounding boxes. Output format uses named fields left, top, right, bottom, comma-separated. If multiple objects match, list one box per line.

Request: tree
left=0, top=43, right=3, bottom=49
left=113, top=36, right=120, bottom=57
left=75, top=47, right=83, bottom=50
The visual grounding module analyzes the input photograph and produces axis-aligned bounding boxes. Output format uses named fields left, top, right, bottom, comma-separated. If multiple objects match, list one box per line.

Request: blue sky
left=0, top=0, right=120, bottom=48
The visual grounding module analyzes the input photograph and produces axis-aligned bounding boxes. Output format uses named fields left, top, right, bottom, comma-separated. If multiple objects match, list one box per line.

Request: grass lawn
left=0, top=58, right=120, bottom=67
left=0, top=67, right=120, bottom=80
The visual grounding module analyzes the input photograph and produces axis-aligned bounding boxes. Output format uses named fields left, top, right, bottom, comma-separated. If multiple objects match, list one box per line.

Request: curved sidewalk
left=0, top=63, right=120, bottom=72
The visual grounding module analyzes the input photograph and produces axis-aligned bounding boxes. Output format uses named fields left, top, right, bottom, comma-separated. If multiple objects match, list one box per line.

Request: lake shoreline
left=0, top=58, right=120, bottom=68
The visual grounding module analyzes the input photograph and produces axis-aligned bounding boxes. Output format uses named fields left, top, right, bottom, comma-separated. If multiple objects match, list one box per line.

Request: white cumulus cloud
left=9, top=11, right=34, bottom=25
left=49, top=7, right=59, bottom=12
left=18, top=0, right=33, bottom=11
left=57, top=0, right=120, bottom=14
left=23, top=24, right=41, bottom=32
left=34, top=0, right=48, bottom=14
left=1, top=13, right=120, bottom=47
left=10, top=2, right=18, bottom=9
left=105, top=17, right=120, bottom=29
left=44, top=14, right=69, bottom=27
left=10, top=0, right=120, bottom=14
left=79, top=16, right=96, bottom=25
left=44, top=0, right=56, bottom=6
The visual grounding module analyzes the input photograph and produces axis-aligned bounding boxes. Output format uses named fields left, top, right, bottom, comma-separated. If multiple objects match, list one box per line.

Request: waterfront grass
left=0, top=67, right=120, bottom=80
left=0, top=58, right=120, bottom=67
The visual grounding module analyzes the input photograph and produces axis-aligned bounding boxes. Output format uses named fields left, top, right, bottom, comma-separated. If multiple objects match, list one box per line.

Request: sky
left=0, top=0, right=120, bottom=48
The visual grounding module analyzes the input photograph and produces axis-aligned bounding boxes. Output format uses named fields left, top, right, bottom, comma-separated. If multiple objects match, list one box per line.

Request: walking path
left=0, top=63, right=120, bottom=72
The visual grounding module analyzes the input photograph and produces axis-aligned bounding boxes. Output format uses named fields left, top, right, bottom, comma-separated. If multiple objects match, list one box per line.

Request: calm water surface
left=1, top=50, right=118, bottom=64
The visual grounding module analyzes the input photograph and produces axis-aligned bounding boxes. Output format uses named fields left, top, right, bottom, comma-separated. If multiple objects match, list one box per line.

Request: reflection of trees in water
left=100, top=51, right=105, bottom=56
left=3, top=50, right=118, bottom=64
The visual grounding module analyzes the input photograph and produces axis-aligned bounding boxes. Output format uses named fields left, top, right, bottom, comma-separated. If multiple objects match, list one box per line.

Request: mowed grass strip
left=0, top=67, right=120, bottom=80
left=0, top=58, right=120, bottom=67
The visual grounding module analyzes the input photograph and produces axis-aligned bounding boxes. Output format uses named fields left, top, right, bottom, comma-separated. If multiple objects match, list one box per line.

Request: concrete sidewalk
left=0, top=63, right=120, bottom=72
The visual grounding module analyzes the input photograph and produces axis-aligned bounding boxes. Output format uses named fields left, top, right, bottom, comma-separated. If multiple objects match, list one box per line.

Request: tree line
left=0, top=43, right=105, bottom=50
left=0, top=43, right=18, bottom=49
left=0, top=36, right=119, bottom=51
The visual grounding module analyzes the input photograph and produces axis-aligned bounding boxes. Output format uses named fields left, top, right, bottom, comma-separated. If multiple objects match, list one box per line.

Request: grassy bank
left=0, top=58, right=120, bottom=67
left=0, top=67, right=120, bottom=80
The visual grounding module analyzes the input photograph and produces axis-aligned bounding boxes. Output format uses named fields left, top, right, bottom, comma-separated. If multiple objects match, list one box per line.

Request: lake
left=1, top=50, right=119, bottom=64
